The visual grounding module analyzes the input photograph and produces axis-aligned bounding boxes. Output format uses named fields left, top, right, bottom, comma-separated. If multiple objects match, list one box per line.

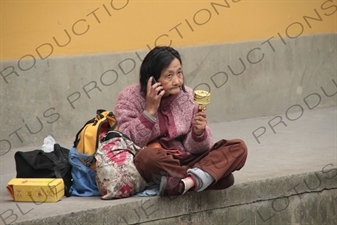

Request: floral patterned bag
left=95, top=130, right=146, bottom=200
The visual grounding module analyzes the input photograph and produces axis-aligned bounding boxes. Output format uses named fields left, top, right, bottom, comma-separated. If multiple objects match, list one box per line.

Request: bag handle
left=100, top=130, right=130, bottom=143
left=43, top=152, right=67, bottom=177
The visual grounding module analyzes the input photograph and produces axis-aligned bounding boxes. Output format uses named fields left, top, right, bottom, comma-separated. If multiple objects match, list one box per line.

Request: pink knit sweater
left=114, top=84, right=213, bottom=155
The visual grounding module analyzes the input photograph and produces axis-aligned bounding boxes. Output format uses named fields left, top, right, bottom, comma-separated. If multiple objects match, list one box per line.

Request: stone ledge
left=2, top=107, right=336, bottom=225
left=11, top=169, right=337, bottom=225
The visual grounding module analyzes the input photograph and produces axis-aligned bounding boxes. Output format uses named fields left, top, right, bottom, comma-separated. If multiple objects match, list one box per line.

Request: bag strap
left=91, top=110, right=118, bottom=159
left=43, top=153, right=64, bottom=177
left=51, top=144, right=72, bottom=197
left=41, top=145, right=70, bottom=177
left=105, top=111, right=118, bottom=129
left=53, top=143, right=69, bottom=161
left=100, top=130, right=131, bottom=143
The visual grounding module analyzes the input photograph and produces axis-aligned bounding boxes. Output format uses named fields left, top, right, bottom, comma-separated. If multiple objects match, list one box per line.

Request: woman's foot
left=159, top=176, right=185, bottom=196
left=206, top=173, right=235, bottom=191
left=159, top=176, right=195, bottom=196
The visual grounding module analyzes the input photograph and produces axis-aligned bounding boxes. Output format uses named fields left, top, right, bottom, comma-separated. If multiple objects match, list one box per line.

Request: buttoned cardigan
left=114, top=84, right=213, bottom=155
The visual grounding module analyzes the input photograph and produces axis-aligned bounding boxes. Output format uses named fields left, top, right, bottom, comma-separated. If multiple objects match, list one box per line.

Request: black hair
left=139, top=46, right=186, bottom=94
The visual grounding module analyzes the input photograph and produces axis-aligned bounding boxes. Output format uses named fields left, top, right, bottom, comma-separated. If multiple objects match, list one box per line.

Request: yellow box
left=6, top=178, right=64, bottom=202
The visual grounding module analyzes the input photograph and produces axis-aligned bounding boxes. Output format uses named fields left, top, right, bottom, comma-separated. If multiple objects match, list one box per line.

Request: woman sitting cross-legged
left=114, top=46, right=248, bottom=197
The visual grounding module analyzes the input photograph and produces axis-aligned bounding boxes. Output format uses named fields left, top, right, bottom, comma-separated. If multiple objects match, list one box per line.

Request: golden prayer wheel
left=194, top=90, right=211, bottom=111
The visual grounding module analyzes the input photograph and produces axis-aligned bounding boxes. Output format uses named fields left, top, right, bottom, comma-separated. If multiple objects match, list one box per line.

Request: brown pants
left=134, top=139, right=248, bottom=184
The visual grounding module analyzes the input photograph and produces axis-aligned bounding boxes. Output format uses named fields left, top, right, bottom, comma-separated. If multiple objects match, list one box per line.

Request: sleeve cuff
left=192, top=130, right=208, bottom=142
left=143, top=110, right=157, bottom=123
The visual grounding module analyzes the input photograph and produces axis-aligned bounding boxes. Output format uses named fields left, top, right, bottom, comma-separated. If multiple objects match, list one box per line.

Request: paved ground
left=0, top=106, right=336, bottom=224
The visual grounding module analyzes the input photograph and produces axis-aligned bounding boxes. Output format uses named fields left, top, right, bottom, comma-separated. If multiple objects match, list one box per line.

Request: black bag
left=14, top=144, right=73, bottom=197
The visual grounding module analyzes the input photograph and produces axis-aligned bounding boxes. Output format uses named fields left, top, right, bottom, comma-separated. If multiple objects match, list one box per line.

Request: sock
left=181, top=179, right=189, bottom=194
left=187, top=168, right=215, bottom=192
left=187, top=174, right=198, bottom=190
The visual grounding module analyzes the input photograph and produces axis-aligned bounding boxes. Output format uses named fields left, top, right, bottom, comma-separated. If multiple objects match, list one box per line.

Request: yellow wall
left=1, top=0, right=336, bottom=60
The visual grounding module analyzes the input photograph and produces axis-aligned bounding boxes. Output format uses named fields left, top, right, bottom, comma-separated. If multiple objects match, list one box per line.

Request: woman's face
left=158, top=58, right=184, bottom=97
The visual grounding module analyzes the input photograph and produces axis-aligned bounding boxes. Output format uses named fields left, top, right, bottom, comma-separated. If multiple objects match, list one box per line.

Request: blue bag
left=68, top=147, right=100, bottom=196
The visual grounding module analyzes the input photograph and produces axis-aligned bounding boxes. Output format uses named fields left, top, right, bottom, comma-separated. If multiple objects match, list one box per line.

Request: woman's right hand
left=145, top=77, right=164, bottom=116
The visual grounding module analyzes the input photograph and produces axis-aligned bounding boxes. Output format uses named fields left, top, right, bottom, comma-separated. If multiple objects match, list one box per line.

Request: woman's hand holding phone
left=146, top=77, right=164, bottom=116
left=151, top=76, right=163, bottom=95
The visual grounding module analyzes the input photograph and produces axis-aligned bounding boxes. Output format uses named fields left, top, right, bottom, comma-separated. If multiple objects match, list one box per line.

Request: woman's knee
left=230, top=139, right=248, bottom=158
left=134, top=147, right=157, bottom=166
left=134, top=148, right=159, bottom=182
left=238, top=139, right=248, bottom=156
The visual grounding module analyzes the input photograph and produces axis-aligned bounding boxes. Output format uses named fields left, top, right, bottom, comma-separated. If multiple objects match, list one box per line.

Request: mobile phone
left=151, top=76, right=157, bottom=85
left=151, top=76, right=162, bottom=95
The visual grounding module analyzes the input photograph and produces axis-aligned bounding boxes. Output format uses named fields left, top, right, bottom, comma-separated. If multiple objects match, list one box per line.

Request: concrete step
left=0, top=106, right=336, bottom=225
